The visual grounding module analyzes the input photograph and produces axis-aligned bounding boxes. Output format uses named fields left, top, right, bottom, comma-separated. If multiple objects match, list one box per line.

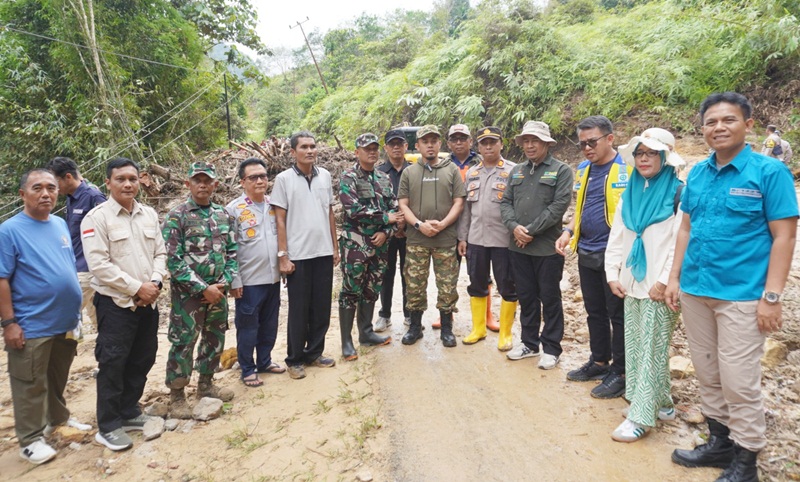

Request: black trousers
left=466, top=244, right=517, bottom=300
left=509, top=251, right=565, bottom=357
left=94, top=294, right=159, bottom=433
left=379, top=237, right=409, bottom=319
left=285, top=256, right=333, bottom=366
left=578, top=260, right=625, bottom=373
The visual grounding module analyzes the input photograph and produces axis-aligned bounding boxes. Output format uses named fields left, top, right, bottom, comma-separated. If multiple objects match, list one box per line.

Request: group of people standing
left=1, top=91, right=796, bottom=482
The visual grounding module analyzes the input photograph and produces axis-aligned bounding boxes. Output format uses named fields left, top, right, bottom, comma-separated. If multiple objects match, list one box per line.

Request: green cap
left=188, top=161, right=217, bottom=179
left=355, top=133, right=380, bottom=148
left=416, top=125, right=441, bottom=140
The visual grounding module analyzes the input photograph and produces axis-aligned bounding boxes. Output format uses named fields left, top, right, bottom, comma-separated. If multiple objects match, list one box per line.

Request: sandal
left=259, top=362, right=286, bottom=374
left=242, top=374, right=264, bottom=388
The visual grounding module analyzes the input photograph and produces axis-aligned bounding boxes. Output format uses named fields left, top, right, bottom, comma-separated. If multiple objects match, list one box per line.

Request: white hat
left=514, top=121, right=556, bottom=145
left=448, top=124, right=471, bottom=138
left=619, top=127, right=685, bottom=168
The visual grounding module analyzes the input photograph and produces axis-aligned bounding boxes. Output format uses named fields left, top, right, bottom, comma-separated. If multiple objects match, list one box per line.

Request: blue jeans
left=234, top=283, right=280, bottom=378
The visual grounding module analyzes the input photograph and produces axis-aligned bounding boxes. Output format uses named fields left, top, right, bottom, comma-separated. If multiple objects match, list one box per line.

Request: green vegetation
left=252, top=0, right=800, bottom=149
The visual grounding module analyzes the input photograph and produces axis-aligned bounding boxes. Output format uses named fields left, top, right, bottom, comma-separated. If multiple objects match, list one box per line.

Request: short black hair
left=45, top=157, right=79, bottom=179
left=238, top=158, right=267, bottom=179
left=576, top=115, right=613, bottom=136
left=290, top=131, right=315, bottom=150
left=106, top=157, right=139, bottom=179
left=699, top=92, right=752, bottom=122
left=20, top=168, right=55, bottom=190
left=766, top=124, right=777, bottom=133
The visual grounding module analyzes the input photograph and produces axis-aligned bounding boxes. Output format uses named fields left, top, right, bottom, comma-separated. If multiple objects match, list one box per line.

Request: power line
left=2, top=24, right=213, bottom=73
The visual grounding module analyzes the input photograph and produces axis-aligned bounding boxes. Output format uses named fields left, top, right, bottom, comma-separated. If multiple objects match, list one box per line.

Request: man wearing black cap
left=337, top=133, right=403, bottom=360
left=375, top=129, right=411, bottom=332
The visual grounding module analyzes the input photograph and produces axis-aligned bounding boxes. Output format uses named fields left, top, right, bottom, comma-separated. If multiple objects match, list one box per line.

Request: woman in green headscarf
left=605, top=127, right=685, bottom=443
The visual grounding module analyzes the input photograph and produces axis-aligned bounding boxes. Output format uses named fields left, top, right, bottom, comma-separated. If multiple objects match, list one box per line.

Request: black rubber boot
left=357, top=302, right=390, bottom=346
left=715, top=445, right=759, bottom=482
left=672, top=418, right=735, bottom=468
left=402, top=311, right=424, bottom=345
left=339, top=306, right=358, bottom=360
left=440, top=311, right=457, bottom=348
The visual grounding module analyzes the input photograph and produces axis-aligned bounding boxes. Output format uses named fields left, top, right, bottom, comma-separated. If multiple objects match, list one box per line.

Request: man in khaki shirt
left=457, top=127, right=518, bottom=351
left=81, top=158, right=167, bottom=452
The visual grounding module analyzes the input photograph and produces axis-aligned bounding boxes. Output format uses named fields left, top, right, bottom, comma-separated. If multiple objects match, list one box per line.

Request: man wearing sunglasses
left=556, top=116, right=632, bottom=399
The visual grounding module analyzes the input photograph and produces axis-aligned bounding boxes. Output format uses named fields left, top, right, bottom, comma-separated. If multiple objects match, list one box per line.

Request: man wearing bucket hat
left=337, top=133, right=403, bottom=360
left=500, top=121, right=573, bottom=370
left=458, top=126, right=518, bottom=350
left=162, top=161, right=237, bottom=417
left=398, top=125, right=466, bottom=347
left=556, top=115, right=632, bottom=399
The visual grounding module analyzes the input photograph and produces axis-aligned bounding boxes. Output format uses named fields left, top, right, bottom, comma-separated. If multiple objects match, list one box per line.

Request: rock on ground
left=192, top=398, right=223, bottom=421
left=143, top=418, right=166, bottom=441
left=145, top=402, right=170, bottom=418
left=761, top=338, right=788, bottom=368
left=669, top=356, right=695, bottom=379
left=164, top=419, right=180, bottom=431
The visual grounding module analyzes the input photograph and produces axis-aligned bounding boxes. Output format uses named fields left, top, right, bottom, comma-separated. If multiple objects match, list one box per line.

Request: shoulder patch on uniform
left=82, top=228, right=95, bottom=238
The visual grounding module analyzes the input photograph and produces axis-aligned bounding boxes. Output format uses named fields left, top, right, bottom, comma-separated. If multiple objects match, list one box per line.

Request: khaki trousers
left=78, top=271, right=97, bottom=332
left=6, top=334, right=77, bottom=446
left=680, top=294, right=766, bottom=451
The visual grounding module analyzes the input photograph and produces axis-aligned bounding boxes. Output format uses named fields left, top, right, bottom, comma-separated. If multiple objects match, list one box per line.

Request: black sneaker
left=567, top=358, right=609, bottom=382
left=591, top=372, right=626, bottom=399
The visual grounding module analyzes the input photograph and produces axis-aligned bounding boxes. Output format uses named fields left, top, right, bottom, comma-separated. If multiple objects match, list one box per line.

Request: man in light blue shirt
left=666, top=92, right=798, bottom=482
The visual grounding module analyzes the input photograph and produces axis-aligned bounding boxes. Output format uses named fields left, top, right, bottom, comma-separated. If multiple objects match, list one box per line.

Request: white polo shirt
left=270, top=165, right=334, bottom=261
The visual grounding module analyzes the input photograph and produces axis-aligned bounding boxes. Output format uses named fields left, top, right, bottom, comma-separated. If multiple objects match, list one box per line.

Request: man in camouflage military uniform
left=162, top=162, right=237, bottom=418
left=338, top=133, right=404, bottom=360
left=398, top=125, right=466, bottom=347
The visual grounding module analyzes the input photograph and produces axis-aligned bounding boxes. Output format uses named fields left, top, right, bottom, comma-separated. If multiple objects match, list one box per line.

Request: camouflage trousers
left=166, top=291, right=229, bottom=389
left=338, top=236, right=388, bottom=309
left=404, top=244, right=459, bottom=313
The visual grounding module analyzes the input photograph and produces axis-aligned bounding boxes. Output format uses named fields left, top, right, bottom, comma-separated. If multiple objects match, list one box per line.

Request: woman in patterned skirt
left=604, top=127, right=686, bottom=442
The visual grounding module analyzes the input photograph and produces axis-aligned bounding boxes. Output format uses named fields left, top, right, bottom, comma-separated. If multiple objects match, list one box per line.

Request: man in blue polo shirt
left=1, top=169, right=89, bottom=465
left=46, top=157, right=107, bottom=332
left=666, top=92, right=798, bottom=482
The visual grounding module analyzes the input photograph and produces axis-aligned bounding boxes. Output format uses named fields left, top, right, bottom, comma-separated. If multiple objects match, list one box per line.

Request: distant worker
left=1, top=169, right=91, bottom=465
left=46, top=157, right=107, bottom=333
left=556, top=115, right=632, bottom=399
left=81, top=158, right=167, bottom=451
left=398, top=125, right=465, bottom=347
left=375, top=130, right=411, bottom=332
left=667, top=92, right=798, bottom=482
left=780, top=136, right=793, bottom=165
left=500, top=121, right=573, bottom=370
left=162, top=162, right=237, bottom=419
left=457, top=126, right=518, bottom=350
left=272, top=131, right=339, bottom=380
left=226, top=158, right=285, bottom=388
left=337, top=133, right=402, bottom=360
left=761, top=124, right=784, bottom=162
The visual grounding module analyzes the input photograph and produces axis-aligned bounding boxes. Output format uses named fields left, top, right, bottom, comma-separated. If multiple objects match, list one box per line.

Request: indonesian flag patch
left=82, top=228, right=95, bottom=238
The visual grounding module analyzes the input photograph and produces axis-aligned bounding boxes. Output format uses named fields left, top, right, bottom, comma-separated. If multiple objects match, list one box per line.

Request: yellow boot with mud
left=462, top=296, right=488, bottom=345
left=485, top=285, right=499, bottom=332
left=497, top=300, right=517, bottom=351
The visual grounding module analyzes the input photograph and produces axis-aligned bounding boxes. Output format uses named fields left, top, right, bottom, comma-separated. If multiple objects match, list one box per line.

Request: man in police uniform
left=458, top=127, right=518, bottom=350
left=761, top=125, right=784, bottom=162
left=162, top=162, right=237, bottom=418
left=337, top=133, right=403, bottom=360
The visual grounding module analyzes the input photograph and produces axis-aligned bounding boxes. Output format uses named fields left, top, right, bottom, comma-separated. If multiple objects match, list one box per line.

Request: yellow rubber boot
left=462, top=296, right=488, bottom=345
left=486, top=284, right=499, bottom=332
left=497, top=300, right=517, bottom=351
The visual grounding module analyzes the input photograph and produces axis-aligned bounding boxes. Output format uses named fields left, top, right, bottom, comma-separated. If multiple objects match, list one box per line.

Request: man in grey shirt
left=226, top=158, right=284, bottom=388
left=499, top=121, right=573, bottom=370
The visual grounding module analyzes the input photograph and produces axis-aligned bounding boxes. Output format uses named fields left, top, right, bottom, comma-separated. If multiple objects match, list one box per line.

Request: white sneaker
left=374, top=316, right=391, bottom=332
left=20, top=438, right=57, bottom=465
left=95, top=428, right=133, bottom=451
left=44, top=417, right=93, bottom=437
left=611, top=418, right=650, bottom=443
left=621, top=406, right=676, bottom=421
left=506, top=343, right=540, bottom=361
left=537, top=353, right=560, bottom=370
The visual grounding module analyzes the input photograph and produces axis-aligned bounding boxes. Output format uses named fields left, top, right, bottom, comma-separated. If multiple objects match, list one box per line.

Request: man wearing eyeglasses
left=555, top=115, right=632, bottom=399
left=163, top=162, right=237, bottom=417
left=375, top=130, right=411, bottom=333
left=272, top=131, right=340, bottom=380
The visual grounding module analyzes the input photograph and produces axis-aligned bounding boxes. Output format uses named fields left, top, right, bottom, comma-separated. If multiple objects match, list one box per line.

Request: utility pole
left=290, top=17, right=343, bottom=149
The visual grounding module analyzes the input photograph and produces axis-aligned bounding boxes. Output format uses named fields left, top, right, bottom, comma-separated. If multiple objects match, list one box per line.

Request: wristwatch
left=1, top=317, right=18, bottom=328
left=151, top=280, right=163, bottom=290
left=562, top=227, right=574, bottom=237
left=277, top=250, right=288, bottom=258
left=413, top=221, right=421, bottom=230
left=762, top=291, right=782, bottom=305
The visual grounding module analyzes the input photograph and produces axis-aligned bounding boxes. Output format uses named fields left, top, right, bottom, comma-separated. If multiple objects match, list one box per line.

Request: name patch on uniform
left=512, top=173, right=524, bottom=179
left=730, top=188, right=762, bottom=198
left=611, top=182, right=628, bottom=189
left=82, top=228, right=95, bottom=238
left=72, top=208, right=83, bottom=214
left=540, top=171, right=558, bottom=180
